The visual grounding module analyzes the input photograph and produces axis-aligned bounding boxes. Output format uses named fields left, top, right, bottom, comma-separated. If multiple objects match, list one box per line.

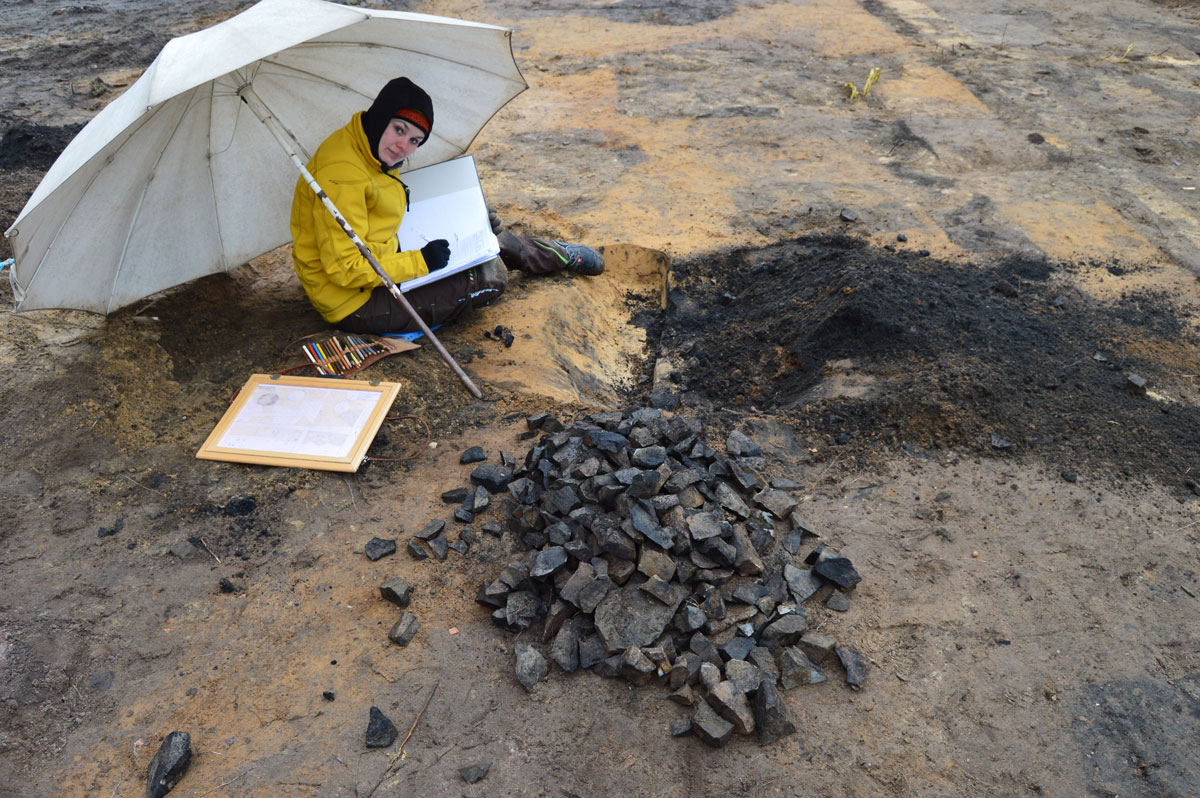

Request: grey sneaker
left=551, top=240, right=605, bottom=276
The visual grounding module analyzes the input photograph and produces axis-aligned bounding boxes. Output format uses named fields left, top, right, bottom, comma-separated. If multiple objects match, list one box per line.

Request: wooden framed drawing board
left=196, top=374, right=401, bottom=472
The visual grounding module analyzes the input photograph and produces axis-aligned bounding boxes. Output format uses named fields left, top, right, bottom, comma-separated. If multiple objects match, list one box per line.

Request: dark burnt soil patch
left=0, top=123, right=83, bottom=171
left=652, top=235, right=1200, bottom=487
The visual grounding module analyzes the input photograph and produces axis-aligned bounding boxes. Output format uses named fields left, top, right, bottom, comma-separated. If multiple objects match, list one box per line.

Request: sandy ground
left=2, top=0, right=1200, bottom=796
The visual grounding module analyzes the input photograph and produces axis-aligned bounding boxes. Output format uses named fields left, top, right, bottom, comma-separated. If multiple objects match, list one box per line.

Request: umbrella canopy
left=5, top=0, right=526, bottom=314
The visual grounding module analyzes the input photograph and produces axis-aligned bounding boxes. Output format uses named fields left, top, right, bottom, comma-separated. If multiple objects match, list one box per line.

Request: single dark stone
left=476, top=579, right=509, bottom=609
left=1126, top=373, right=1148, bottom=394
left=364, top=538, right=396, bottom=561
left=839, top=208, right=858, bottom=222
left=824, top=591, right=851, bottom=612
left=500, top=591, right=542, bottom=631
left=217, top=578, right=236, bottom=594
left=441, top=487, right=470, bottom=504
left=726, top=659, right=764, bottom=694
left=675, top=604, right=707, bottom=634
left=471, top=464, right=514, bottom=494
left=532, top=546, right=569, bottom=578
left=550, top=618, right=583, bottom=672
left=388, top=612, right=420, bottom=646
left=595, top=582, right=684, bottom=651
left=753, top=678, right=797, bottom=744
left=584, top=429, right=630, bottom=453
left=415, top=520, right=445, bottom=540
left=759, top=613, right=807, bottom=648
left=896, top=233, right=908, bottom=242
left=427, top=536, right=450, bottom=561
left=146, top=731, right=191, bottom=798
left=990, top=434, right=1013, bottom=450
left=365, top=706, right=398, bottom=748
left=686, top=512, right=725, bottom=541
left=578, top=634, right=609, bottom=670
left=639, top=574, right=676, bottom=605
left=705, top=681, right=755, bottom=735
left=515, top=643, right=549, bottom=691
left=693, top=702, right=734, bottom=747
left=813, top=557, right=861, bottom=589
left=779, top=646, right=826, bottom=689
left=630, top=501, right=673, bottom=548
left=619, top=646, right=657, bottom=686
left=670, top=716, right=693, bottom=737
left=527, top=412, right=564, bottom=432
left=631, top=445, right=668, bottom=469
left=482, top=521, right=504, bottom=537
left=732, top=583, right=768, bottom=605
left=460, top=446, right=487, bottom=464
left=725, top=430, right=762, bottom=458
left=407, top=540, right=429, bottom=560
left=453, top=506, right=474, bottom=524
left=689, top=632, right=723, bottom=669
left=596, top=524, right=638, bottom=561
left=720, top=636, right=756, bottom=662
left=322, top=690, right=335, bottom=701
left=836, top=645, right=867, bottom=689
left=380, top=577, right=413, bottom=608
left=798, top=631, right=837, bottom=665
left=1061, top=470, right=1078, bottom=484
left=458, top=762, right=491, bottom=784
left=224, top=495, right=256, bottom=516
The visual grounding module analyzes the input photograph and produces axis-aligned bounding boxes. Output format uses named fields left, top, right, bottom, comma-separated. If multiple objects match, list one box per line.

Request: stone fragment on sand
left=550, top=618, right=582, bottom=673
left=720, top=635, right=756, bottom=663
left=595, top=582, right=684, bottom=651
left=458, top=762, right=491, bottom=784
left=667, top=684, right=697, bottom=706
left=759, top=613, right=807, bottom=648
left=427, top=535, right=449, bottom=561
left=415, top=520, right=444, bottom=540
left=725, top=658, right=764, bottom=694
left=687, top=512, right=726, bottom=541
left=532, top=546, right=568, bottom=578
left=692, top=702, right=735, bottom=747
left=380, top=577, right=413, bottom=608
left=836, top=645, right=867, bottom=689
left=779, top=647, right=826, bottom=689
left=754, top=488, right=798, bottom=519
left=725, top=430, right=762, bottom=458
left=365, top=707, right=397, bottom=748
left=814, top=557, right=861, bottom=589
left=146, top=731, right=191, bottom=798
left=620, top=646, right=656, bottom=685
left=1126, top=373, right=1148, bottom=394
left=990, top=434, right=1013, bottom=450
left=515, top=643, right=549, bottom=691
left=460, top=446, right=486, bottom=464
left=753, top=678, right=797, bottom=744
left=365, top=537, right=396, bottom=561
left=824, top=591, right=851, bottom=612
left=839, top=208, right=858, bottom=222
left=706, top=681, right=755, bottom=735
left=670, top=716, right=693, bottom=737
left=798, top=631, right=837, bottom=665
left=471, top=464, right=514, bottom=493
left=388, top=612, right=420, bottom=646
left=441, top=487, right=470, bottom=504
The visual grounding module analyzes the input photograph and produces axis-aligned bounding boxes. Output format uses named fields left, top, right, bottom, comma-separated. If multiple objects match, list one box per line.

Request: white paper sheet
left=216, top=383, right=380, bottom=458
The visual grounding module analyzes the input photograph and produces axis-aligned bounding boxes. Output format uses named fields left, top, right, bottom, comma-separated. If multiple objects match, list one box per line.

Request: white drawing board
left=196, top=374, right=400, bottom=471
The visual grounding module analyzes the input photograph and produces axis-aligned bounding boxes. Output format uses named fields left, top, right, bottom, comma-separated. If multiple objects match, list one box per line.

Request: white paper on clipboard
left=395, top=155, right=500, bottom=292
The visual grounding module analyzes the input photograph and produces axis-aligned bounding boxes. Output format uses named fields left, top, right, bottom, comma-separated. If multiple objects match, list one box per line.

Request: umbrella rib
left=277, top=40, right=528, bottom=85
left=106, top=90, right=199, bottom=314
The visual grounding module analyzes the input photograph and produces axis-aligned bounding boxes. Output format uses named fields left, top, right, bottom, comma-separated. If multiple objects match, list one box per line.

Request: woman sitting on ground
left=289, top=76, right=604, bottom=336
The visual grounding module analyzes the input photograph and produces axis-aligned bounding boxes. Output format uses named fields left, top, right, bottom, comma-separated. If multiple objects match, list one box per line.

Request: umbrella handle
left=238, top=84, right=483, bottom=399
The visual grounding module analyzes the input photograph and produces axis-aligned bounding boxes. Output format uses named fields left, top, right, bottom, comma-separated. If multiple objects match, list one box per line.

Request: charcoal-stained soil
left=657, top=235, right=1200, bottom=486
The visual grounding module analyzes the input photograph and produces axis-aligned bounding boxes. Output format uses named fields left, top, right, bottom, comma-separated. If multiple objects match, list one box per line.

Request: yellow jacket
left=290, top=112, right=428, bottom=322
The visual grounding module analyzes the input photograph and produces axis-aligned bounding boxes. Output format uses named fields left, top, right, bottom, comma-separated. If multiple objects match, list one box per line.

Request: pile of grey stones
left=461, top=407, right=865, bottom=748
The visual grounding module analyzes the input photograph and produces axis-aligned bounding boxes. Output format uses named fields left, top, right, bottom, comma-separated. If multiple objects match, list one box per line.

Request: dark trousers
left=336, top=233, right=568, bottom=335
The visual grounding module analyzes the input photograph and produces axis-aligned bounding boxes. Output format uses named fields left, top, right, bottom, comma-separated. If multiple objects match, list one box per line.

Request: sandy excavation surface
left=1, top=0, right=1200, bottom=795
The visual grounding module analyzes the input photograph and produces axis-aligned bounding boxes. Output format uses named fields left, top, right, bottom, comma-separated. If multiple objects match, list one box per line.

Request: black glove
left=487, top=207, right=504, bottom=235
left=421, top=239, right=451, bottom=271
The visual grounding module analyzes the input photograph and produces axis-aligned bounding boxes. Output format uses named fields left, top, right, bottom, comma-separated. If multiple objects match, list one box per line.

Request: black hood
left=361, top=77, right=434, bottom=167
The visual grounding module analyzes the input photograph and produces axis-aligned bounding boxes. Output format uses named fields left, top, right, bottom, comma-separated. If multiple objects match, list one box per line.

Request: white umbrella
left=4, top=0, right=525, bottom=316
